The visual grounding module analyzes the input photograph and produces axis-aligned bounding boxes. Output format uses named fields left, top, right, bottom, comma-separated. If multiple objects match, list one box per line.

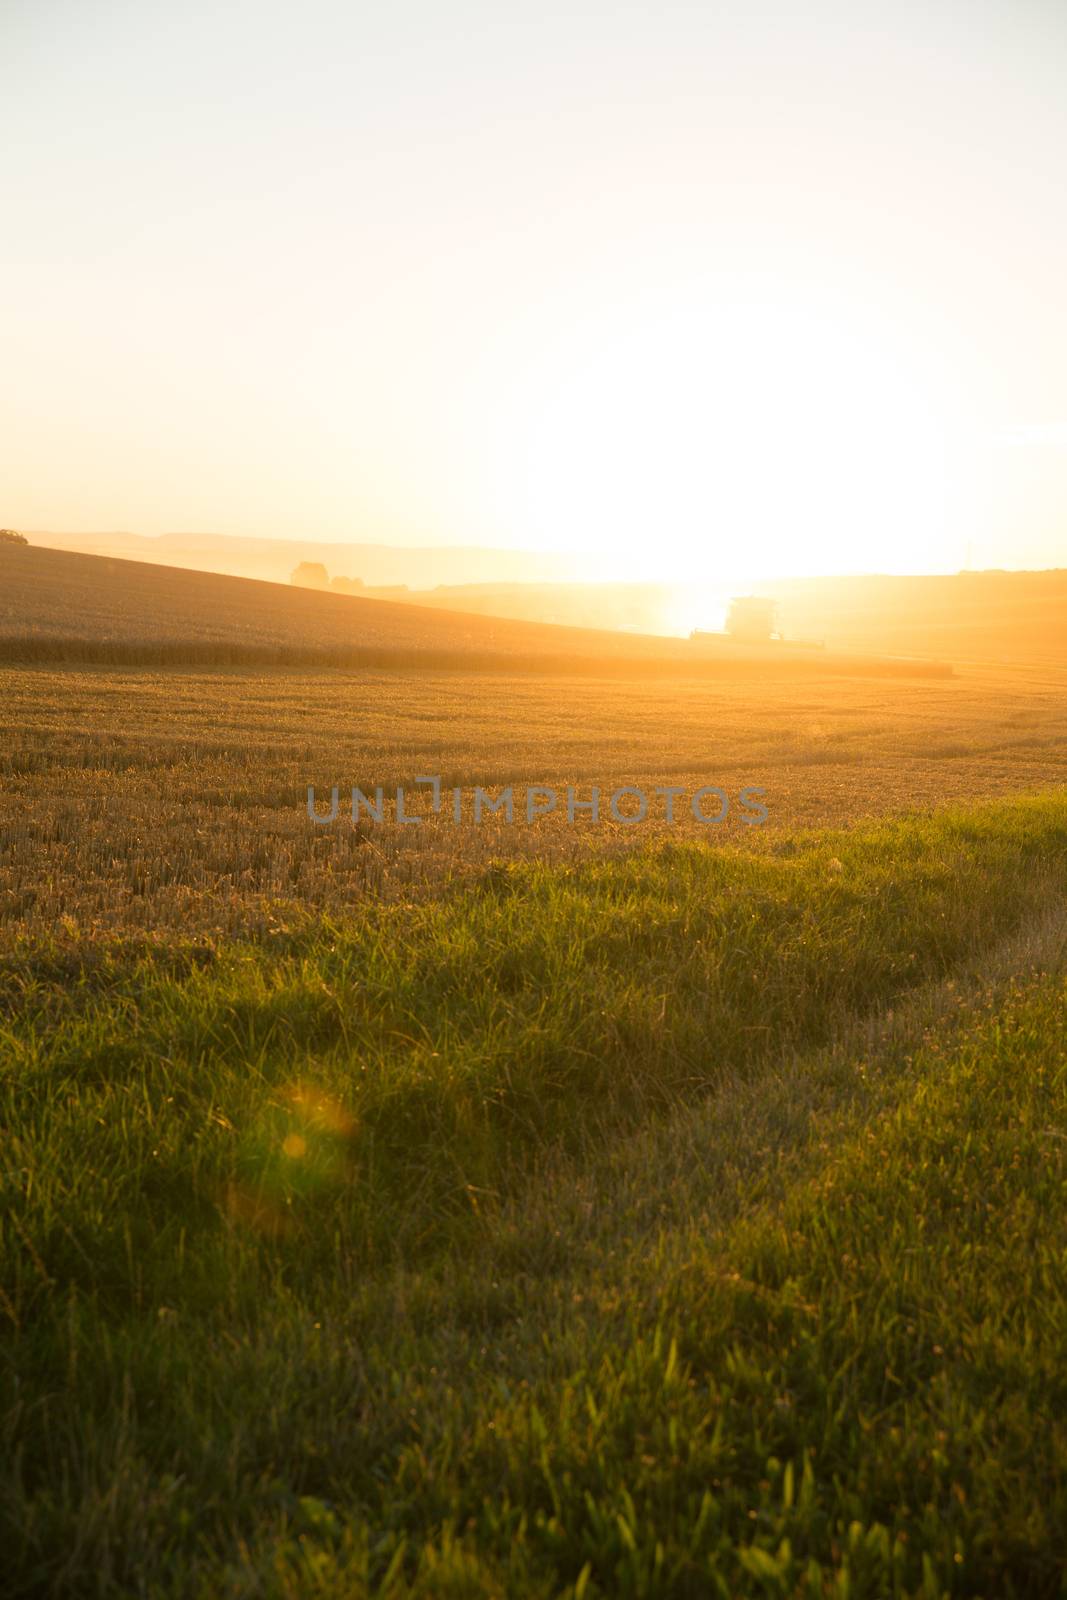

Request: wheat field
left=2, top=657, right=1066, bottom=941
left=2, top=550, right=1067, bottom=1597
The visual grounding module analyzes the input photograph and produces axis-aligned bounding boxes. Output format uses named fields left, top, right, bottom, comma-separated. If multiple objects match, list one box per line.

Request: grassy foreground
left=2, top=793, right=1066, bottom=1595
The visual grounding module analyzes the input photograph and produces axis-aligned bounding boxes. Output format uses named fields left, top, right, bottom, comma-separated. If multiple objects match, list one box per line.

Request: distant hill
left=0, top=545, right=952, bottom=679
left=760, top=570, right=1067, bottom=665
left=22, top=530, right=590, bottom=588
left=0, top=544, right=653, bottom=661
left=19, top=533, right=1066, bottom=664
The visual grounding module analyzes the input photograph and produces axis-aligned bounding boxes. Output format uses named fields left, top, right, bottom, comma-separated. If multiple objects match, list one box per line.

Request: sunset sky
left=3, top=0, right=1067, bottom=580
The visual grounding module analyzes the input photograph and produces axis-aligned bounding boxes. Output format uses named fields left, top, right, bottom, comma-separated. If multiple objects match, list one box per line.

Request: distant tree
left=290, top=561, right=330, bottom=590
left=329, top=574, right=365, bottom=595
left=725, top=595, right=778, bottom=642
left=0, top=529, right=27, bottom=545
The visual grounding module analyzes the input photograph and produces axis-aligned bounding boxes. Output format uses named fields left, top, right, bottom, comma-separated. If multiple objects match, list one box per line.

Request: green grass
left=2, top=792, right=1066, bottom=1595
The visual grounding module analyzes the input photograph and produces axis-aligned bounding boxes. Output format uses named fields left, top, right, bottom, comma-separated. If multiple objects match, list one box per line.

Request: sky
left=3, top=0, right=1067, bottom=580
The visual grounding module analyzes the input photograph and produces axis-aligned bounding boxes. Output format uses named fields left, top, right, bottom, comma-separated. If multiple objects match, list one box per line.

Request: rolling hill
left=0, top=543, right=679, bottom=664
left=761, top=569, right=1067, bottom=665
left=0, top=544, right=953, bottom=677
left=16, top=534, right=1066, bottom=666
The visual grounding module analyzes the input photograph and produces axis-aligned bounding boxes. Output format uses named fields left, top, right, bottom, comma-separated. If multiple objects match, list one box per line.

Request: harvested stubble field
left=2, top=658, right=1067, bottom=941
left=2, top=549, right=1067, bottom=1598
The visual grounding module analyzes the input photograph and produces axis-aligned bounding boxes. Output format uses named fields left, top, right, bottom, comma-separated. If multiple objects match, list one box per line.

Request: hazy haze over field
left=3, top=0, right=1067, bottom=580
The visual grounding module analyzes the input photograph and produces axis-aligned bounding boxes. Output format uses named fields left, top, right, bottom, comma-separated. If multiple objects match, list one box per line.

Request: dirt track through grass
left=2, top=792, right=1066, bottom=1595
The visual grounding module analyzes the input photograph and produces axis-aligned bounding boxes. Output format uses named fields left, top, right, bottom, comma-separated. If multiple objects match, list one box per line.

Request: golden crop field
left=3, top=546, right=1067, bottom=1598
left=2, top=653, right=1066, bottom=942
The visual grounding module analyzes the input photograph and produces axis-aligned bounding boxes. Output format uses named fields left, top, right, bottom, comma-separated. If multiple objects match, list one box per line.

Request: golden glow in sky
left=478, top=286, right=958, bottom=580
left=2, top=0, right=1066, bottom=579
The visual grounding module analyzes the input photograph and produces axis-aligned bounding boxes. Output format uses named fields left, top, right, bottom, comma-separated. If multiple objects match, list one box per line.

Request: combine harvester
left=690, top=595, right=825, bottom=656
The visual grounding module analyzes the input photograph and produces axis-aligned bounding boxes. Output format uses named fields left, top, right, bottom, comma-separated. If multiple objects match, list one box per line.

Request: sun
left=482, top=290, right=955, bottom=582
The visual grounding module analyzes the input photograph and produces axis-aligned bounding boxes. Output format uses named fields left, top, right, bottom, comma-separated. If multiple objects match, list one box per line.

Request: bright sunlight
left=482, top=286, right=955, bottom=582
